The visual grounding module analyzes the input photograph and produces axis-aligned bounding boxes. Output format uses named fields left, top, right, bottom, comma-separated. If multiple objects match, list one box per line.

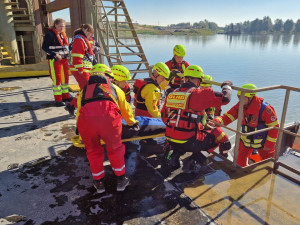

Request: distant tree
left=294, top=19, right=300, bottom=33
left=208, top=22, right=218, bottom=31
left=262, top=16, right=273, bottom=32
left=242, top=21, right=251, bottom=33
left=273, top=19, right=283, bottom=32
left=250, top=18, right=262, bottom=33
left=283, top=19, right=294, bottom=33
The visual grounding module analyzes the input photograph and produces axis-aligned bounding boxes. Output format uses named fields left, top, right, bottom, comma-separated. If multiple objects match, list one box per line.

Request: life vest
left=163, top=87, right=207, bottom=143
left=169, top=58, right=187, bottom=88
left=123, top=83, right=131, bottom=103
left=81, top=76, right=118, bottom=107
left=133, top=78, right=160, bottom=110
left=240, top=101, right=268, bottom=149
left=70, top=35, right=94, bottom=69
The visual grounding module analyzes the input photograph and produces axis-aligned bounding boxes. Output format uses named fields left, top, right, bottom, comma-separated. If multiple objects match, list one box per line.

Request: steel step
left=110, top=53, right=144, bottom=56
left=111, top=61, right=147, bottom=65
left=129, top=69, right=150, bottom=73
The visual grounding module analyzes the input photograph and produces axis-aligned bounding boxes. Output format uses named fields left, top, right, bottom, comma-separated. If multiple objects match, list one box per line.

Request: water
left=136, top=34, right=300, bottom=124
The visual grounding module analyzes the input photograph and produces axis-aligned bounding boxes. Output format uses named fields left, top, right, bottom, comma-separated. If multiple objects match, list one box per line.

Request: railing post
left=232, top=91, right=245, bottom=170
left=274, top=89, right=290, bottom=170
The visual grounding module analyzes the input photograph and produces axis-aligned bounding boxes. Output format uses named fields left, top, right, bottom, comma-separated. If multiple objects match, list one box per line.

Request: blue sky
left=53, top=0, right=300, bottom=27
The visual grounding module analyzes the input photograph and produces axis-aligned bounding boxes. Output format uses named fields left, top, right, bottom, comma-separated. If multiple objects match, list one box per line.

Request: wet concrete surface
left=1, top=76, right=300, bottom=225
left=0, top=77, right=213, bottom=224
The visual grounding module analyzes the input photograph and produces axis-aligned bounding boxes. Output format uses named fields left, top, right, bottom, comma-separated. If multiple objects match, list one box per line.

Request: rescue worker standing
left=161, top=65, right=232, bottom=173
left=133, top=62, right=170, bottom=118
left=65, top=24, right=95, bottom=115
left=42, top=18, right=72, bottom=106
left=165, top=45, right=190, bottom=93
left=76, top=65, right=139, bottom=193
left=111, top=65, right=132, bottom=103
left=209, top=84, right=279, bottom=167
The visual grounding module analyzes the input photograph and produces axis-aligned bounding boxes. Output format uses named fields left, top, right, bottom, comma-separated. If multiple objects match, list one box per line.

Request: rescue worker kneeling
left=76, top=65, right=139, bottom=193
left=201, top=75, right=231, bottom=158
left=161, top=65, right=233, bottom=173
left=209, top=84, right=279, bottom=167
left=134, top=62, right=170, bottom=118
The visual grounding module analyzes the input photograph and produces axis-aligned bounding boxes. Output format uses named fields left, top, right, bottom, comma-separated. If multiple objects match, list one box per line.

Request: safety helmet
left=173, top=44, right=186, bottom=57
left=153, top=62, right=170, bottom=79
left=91, top=64, right=113, bottom=77
left=237, top=83, right=257, bottom=97
left=184, top=65, right=204, bottom=79
left=201, top=75, right=213, bottom=87
left=111, top=65, right=131, bottom=81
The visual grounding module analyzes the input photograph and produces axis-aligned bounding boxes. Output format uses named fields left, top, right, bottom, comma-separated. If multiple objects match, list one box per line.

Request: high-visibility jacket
left=162, top=82, right=232, bottom=143
left=42, top=29, right=69, bottom=60
left=77, top=75, right=136, bottom=126
left=165, top=58, right=189, bottom=89
left=69, top=31, right=94, bottom=73
left=214, top=96, right=279, bottom=149
left=133, top=78, right=161, bottom=118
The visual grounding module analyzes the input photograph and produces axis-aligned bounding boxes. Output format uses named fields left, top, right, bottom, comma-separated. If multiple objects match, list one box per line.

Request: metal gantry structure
left=90, top=0, right=151, bottom=79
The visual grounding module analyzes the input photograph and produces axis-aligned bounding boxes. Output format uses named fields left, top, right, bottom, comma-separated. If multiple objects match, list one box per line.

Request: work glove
left=221, top=81, right=233, bottom=88
left=131, top=122, right=140, bottom=132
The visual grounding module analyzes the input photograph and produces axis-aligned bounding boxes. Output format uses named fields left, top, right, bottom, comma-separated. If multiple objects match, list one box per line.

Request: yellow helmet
left=111, top=65, right=131, bottom=81
left=237, top=83, right=257, bottom=97
left=91, top=64, right=113, bottom=77
left=201, top=75, right=213, bottom=87
left=184, top=65, right=204, bottom=79
left=173, top=44, right=186, bottom=57
left=153, top=62, right=170, bottom=79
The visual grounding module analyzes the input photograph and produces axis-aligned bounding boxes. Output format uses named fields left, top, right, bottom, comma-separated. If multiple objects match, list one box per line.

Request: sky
left=53, top=0, right=300, bottom=27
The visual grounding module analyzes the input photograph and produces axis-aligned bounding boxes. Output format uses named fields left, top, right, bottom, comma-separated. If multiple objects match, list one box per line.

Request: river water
left=137, top=34, right=300, bottom=124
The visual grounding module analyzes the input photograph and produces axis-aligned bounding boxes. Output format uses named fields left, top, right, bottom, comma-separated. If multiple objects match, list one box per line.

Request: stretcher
left=71, top=133, right=165, bottom=148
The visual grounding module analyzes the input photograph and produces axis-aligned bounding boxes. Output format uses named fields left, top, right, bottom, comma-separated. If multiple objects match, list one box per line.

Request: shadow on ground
left=0, top=142, right=212, bottom=225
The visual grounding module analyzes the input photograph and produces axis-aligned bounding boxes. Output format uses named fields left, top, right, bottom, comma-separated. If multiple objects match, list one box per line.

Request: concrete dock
left=0, top=76, right=300, bottom=225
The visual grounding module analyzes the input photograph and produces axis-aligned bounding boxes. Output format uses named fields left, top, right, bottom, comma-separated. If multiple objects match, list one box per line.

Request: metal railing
left=206, top=80, right=300, bottom=180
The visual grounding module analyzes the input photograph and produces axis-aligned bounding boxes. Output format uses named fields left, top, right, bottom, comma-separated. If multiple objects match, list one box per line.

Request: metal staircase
left=90, top=0, right=151, bottom=79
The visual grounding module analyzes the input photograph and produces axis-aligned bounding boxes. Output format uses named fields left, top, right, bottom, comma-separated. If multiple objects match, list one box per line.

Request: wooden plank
left=6, top=8, right=27, bottom=12
left=14, top=25, right=35, bottom=31
left=110, top=52, right=144, bottom=56
left=45, top=0, right=71, bottom=13
left=292, top=128, right=300, bottom=151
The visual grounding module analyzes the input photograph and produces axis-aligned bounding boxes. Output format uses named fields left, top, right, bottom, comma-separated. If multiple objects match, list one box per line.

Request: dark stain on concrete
left=61, top=124, right=76, bottom=141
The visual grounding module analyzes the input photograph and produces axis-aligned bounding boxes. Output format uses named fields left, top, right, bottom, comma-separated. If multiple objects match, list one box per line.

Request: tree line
left=225, top=17, right=300, bottom=34
left=166, top=17, right=300, bottom=34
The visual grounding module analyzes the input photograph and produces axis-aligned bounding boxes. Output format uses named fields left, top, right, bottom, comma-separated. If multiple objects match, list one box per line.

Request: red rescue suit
left=214, top=96, right=279, bottom=167
left=162, top=82, right=231, bottom=143
left=42, top=29, right=71, bottom=102
left=77, top=75, right=137, bottom=180
left=69, top=31, right=94, bottom=108
left=122, top=82, right=131, bottom=103
left=165, top=58, right=189, bottom=90
left=161, top=82, right=232, bottom=160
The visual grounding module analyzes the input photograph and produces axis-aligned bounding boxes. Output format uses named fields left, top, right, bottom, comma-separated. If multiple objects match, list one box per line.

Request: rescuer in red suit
left=161, top=65, right=232, bottom=173
left=209, top=83, right=279, bottom=167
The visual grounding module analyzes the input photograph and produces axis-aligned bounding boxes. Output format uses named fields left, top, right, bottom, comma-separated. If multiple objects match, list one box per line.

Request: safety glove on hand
left=221, top=81, right=233, bottom=89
